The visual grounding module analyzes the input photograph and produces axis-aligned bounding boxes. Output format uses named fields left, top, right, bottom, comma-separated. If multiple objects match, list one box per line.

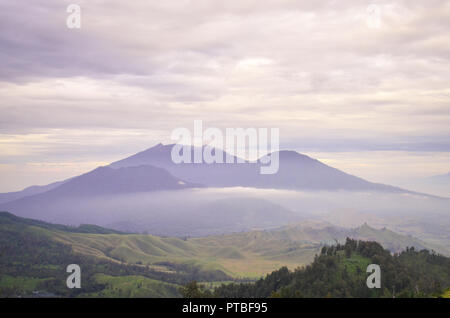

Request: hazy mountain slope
left=267, top=222, right=433, bottom=252
left=319, top=207, right=450, bottom=254
left=110, top=143, right=407, bottom=192
left=197, top=221, right=448, bottom=256
left=0, top=180, right=67, bottom=204
left=0, top=165, right=202, bottom=223
left=0, top=162, right=198, bottom=205
left=36, top=165, right=200, bottom=197
left=0, top=190, right=304, bottom=236
left=349, top=224, right=432, bottom=253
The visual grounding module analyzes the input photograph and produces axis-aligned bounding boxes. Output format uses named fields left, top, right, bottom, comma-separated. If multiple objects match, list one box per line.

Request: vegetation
left=0, top=212, right=231, bottom=297
left=182, top=238, right=450, bottom=298
left=84, top=274, right=179, bottom=297
left=0, top=211, right=124, bottom=234
left=2, top=211, right=448, bottom=298
left=442, top=288, right=450, bottom=298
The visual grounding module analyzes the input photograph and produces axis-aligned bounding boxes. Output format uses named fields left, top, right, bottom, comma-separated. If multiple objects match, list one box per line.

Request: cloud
left=0, top=0, right=449, bottom=190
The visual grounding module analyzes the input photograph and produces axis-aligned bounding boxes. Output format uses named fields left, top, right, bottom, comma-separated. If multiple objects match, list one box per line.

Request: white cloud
left=0, top=0, right=449, bottom=190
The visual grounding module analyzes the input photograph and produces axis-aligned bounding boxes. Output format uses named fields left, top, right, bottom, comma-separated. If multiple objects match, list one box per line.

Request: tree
left=179, top=281, right=211, bottom=298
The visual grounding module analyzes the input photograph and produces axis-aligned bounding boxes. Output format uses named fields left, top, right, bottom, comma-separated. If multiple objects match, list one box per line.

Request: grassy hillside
left=0, top=212, right=230, bottom=297
left=210, top=239, right=450, bottom=298
left=1, top=211, right=445, bottom=297
left=0, top=211, right=124, bottom=234
left=84, top=274, right=179, bottom=297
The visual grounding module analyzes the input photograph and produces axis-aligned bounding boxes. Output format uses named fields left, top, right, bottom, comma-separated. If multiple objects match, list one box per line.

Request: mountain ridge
left=110, top=143, right=411, bottom=193
left=0, top=143, right=432, bottom=206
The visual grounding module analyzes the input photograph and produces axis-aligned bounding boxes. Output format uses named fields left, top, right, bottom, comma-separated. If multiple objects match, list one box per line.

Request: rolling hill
left=1, top=211, right=444, bottom=285
left=2, top=211, right=449, bottom=297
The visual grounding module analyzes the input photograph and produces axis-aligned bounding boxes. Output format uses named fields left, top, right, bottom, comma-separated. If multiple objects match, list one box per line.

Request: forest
left=181, top=238, right=450, bottom=298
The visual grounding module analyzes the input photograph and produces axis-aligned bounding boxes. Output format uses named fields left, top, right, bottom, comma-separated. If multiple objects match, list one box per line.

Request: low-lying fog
left=5, top=187, right=448, bottom=241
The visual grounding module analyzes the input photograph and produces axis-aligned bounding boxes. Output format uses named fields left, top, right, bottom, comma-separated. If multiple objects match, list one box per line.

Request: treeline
left=181, top=239, right=450, bottom=298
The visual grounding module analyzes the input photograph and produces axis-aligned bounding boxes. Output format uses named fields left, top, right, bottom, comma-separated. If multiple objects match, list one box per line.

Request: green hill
left=1, top=211, right=446, bottom=297
left=210, top=239, right=450, bottom=298
left=0, top=211, right=124, bottom=234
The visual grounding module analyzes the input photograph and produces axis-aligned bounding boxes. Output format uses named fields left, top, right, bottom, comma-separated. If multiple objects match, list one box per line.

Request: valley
left=1, top=211, right=448, bottom=297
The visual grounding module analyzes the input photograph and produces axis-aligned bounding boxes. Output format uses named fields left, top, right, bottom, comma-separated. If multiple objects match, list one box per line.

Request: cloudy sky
left=0, top=0, right=449, bottom=193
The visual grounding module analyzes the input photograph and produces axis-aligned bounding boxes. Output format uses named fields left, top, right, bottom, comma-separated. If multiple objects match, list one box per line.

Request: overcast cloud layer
left=0, top=0, right=449, bottom=192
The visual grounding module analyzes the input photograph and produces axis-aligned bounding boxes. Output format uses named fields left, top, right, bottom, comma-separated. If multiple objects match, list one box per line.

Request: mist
left=2, top=187, right=448, bottom=241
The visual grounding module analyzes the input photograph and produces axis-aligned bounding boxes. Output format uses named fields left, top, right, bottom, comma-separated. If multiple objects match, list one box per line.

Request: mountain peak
left=146, top=143, right=173, bottom=152
left=276, top=150, right=316, bottom=162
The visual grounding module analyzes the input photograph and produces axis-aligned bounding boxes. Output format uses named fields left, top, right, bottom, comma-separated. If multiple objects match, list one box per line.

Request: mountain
left=0, top=180, right=67, bottom=204
left=110, top=143, right=406, bottom=192
left=210, top=221, right=449, bottom=256
left=40, top=165, right=200, bottom=197
left=0, top=143, right=409, bottom=209
left=0, top=143, right=434, bottom=237
left=0, top=164, right=202, bottom=225
left=0, top=164, right=199, bottom=203
left=0, top=162, right=199, bottom=208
